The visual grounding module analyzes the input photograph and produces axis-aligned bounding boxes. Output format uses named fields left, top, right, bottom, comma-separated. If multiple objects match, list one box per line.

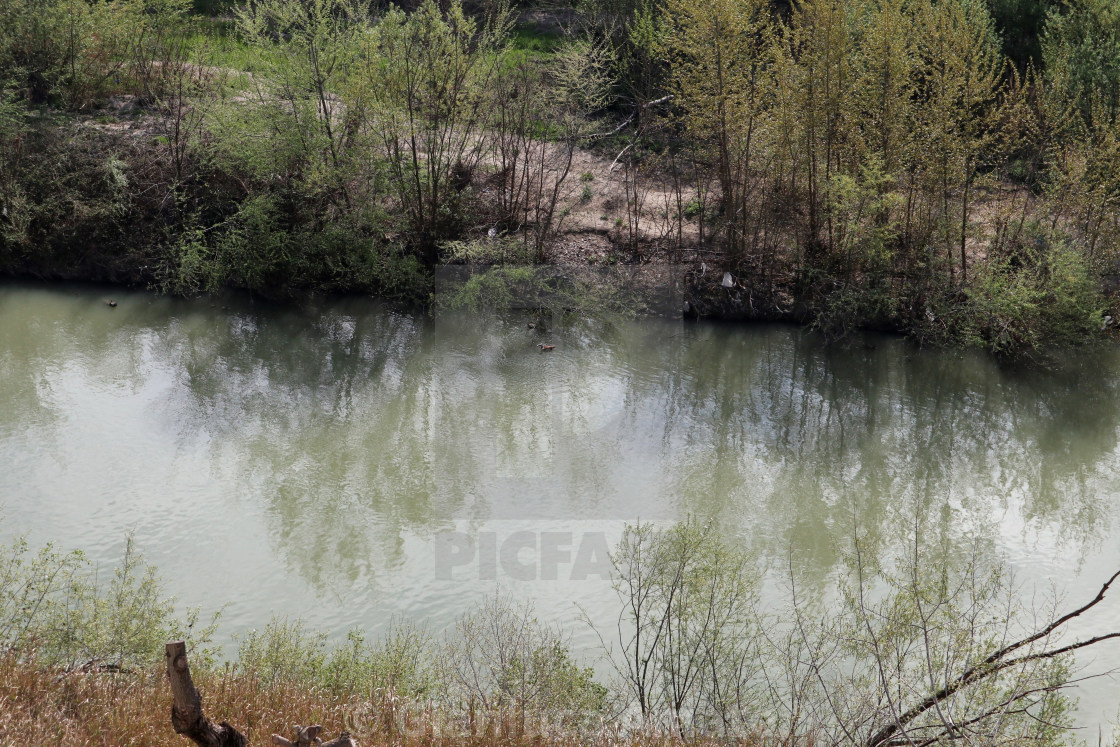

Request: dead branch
left=165, top=641, right=246, bottom=747
left=865, top=568, right=1120, bottom=747
left=586, top=96, right=675, bottom=141
left=272, top=725, right=357, bottom=747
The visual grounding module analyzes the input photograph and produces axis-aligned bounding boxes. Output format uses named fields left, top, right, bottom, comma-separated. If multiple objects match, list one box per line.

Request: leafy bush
left=160, top=195, right=429, bottom=299
left=0, top=535, right=215, bottom=671
left=442, top=591, right=608, bottom=728
left=602, top=520, right=1094, bottom=744
left=0, top=0, right=192, bottom=109
left=607, top=520, right=758, bottom=734
left=963, top=234, right=1103, bottom=355
left=237, top=618, right=436, bottom=697
left=1042, top=0, right=1120, bottom=122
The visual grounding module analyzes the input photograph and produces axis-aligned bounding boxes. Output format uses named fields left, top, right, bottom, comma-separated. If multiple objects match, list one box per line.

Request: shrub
left=0, top=534, right=215, bottom=670
left=964, top=234, right=1103, bottom=355
left=442, top=591, right=608, bottom=730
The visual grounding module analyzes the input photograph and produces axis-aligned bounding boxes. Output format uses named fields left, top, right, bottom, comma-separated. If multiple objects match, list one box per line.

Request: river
left=1, top=281, right=1118, bottom=734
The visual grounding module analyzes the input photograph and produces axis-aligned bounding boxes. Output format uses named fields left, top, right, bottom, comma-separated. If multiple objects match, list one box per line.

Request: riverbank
left=3, top=0, right=1120, bottom=356
left=1, top=99, right=1112, bottom=360
left=5, top=285, right=1120, bottom=741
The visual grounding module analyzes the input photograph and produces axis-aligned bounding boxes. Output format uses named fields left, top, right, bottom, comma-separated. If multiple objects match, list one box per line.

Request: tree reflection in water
left=131, top=295, right=1120, bottom=595
left=1, top=284, right=1118, bottom=675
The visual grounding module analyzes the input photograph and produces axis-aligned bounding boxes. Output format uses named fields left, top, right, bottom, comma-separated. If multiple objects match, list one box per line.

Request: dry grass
left=0, top=653, right=765, bottom=747
left=0, top=652, right=356, bottom=745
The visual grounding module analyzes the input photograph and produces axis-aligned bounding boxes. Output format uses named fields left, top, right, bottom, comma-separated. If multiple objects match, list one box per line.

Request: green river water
left=1, top=282, right=1118, bottom=734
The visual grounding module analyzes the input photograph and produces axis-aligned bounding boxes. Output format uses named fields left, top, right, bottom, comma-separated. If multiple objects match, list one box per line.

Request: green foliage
left=660, top=0, right=776, bottom=263
left=1043, top=105, right=1120, bottom=272
left=54, top=536, right=218, bottom=671
left=364, top=0, right=512, bottom=260
left=963, top=233, right=1103, bottom=354
left=236, top=618, right=329, bottom=686
left=609, top=520, right=759, bottom=734
left=0, top=526, right=1108, bottom=743
left=436, top=265, right=547, bottom=312
left=232, top=0, right=369, bottom=210
left=161, top=196, right=428, bottom=299
left=509, top=26, right=563, bottom=55
left=0, top=120, right=156, bottom=272
left=550, top=37, right=616, bottom=115
left=443, top=591, right=608, bottom=727
left=238, top=618, right=436, bottom=697
left=602, top=520, right=1090, bottom=743
left=0, top=0, right=192, bottom=109
left=620, top=0, right=667, bottom=105
left=0, top=0, right=1113, bottom=355
left=829, top=533, right=1077, bottom=747
left=682, top=196, right=702, bottom=220
left=811, top=277, right=898, bottom=341
left=0, top=537, right=86, bottom=655
left=0, top=534, right=216, bottom=670
left=435, top=261, right=650, bottom=322
left=1042, top=0, right=1120, bottom=123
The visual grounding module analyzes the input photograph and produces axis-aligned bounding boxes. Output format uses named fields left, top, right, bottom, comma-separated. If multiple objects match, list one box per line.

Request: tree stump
left=166, top=640, right=357, bottom=747
left=165, top=641, right=246, bottom=747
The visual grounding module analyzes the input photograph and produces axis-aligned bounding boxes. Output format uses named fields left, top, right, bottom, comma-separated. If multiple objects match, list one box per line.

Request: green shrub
left=0, top=534, right=216, bottom=670
left=964, top=234, right=1103, bottom=355
left=682, top=197, right=702, bottom=220
left=160, top=195, right=430, bottom=299
left=237, top=618, right=436, bottom=697
left=1042, top=0, right=1120, bottom=121
left=442, top=591, right=608, bottom=727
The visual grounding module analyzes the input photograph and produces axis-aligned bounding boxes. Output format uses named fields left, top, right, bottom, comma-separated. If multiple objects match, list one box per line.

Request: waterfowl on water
left=105, top=300, right=117, bottom=307
left=538, top=343, right=555, bottom=351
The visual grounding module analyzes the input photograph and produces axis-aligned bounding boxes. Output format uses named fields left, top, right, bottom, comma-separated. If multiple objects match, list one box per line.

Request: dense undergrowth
left=2, top=523, right=1118, bottom=745
left=0, top=0, right=1118, bottom=355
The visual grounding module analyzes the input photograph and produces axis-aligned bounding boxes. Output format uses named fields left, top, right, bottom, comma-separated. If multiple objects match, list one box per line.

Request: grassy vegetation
left=186, top=20, right=268, bottom=72
left=508, top=25, right=564, bottom=55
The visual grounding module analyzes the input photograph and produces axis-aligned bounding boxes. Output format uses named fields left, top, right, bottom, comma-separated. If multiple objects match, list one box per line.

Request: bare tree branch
left=866, top=569, right=1120, bottom=747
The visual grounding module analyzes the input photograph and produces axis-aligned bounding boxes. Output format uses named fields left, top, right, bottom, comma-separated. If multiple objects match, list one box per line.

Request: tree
left=443, top=591, right=608, bottom=731
left=235, top=0, right=370, bottom=212
left=363, top=0, right=510, bottom=264
left=660, top=0, right=779, bottom=267
left=1042, top=0, right=1120, bottom=123
left=601, top=519, right=1120, bottom=744
left=605, top=520, right=760, bottom=736
left=912, top=0, right=1004, bottom=283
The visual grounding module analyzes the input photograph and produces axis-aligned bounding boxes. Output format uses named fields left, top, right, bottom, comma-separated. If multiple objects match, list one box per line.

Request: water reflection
left=2, top=284, right=1119, bottom=658
left=3, top=284, right=1118, bottom=589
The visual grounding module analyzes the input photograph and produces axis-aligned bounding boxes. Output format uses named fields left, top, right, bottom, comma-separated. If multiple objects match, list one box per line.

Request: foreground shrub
left=0, top=535, right=214, bottom=671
